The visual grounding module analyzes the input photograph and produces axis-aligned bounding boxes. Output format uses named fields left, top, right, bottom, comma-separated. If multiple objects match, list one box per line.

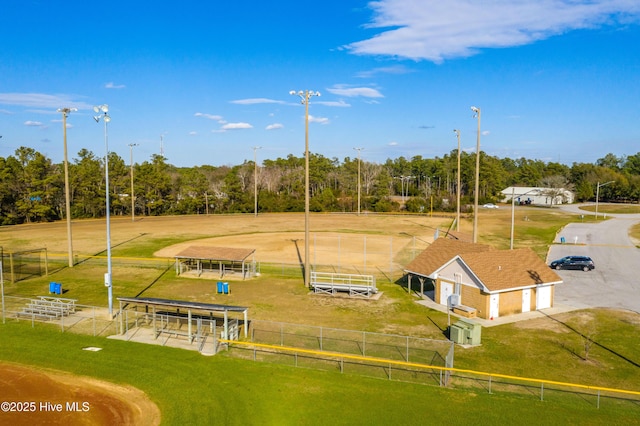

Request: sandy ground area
left=0, top=363, right=160, bottom=426
left=153, top=230, right=421, bottom=267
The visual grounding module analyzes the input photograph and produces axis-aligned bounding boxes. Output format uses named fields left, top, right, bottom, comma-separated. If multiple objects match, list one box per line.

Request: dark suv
left=549, top=256, right=595, bottom=271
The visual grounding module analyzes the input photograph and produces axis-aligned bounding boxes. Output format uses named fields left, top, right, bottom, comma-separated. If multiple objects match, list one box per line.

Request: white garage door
left=537, top=285, right=552, bottom=310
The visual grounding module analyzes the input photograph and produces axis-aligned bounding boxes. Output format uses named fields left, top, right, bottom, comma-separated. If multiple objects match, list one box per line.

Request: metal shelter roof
left=173, top=246, right=255, bottom=261
left=117, top=296, right=248, bottom=313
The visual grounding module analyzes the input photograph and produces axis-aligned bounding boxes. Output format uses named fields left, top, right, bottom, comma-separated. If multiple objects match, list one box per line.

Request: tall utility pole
left=354, top=147, right=363, bottom=216
left=253, top=146, right=262, bottom=217
left=93, top=104, right=113, bottom=316
left=595, top=181, right=614, bottom=219
left=471, top=106, right=481, bottom=243
left=290, top=89, right=320, bottom=288
left=128, top=143, right=139, bottom=222
left=453, top=130, right=461, bottom=232
left=57, top=107, right=77, bottom=267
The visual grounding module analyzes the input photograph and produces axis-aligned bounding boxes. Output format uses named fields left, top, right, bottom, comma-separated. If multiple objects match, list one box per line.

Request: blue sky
left=1, top=0, right=639, bottom=168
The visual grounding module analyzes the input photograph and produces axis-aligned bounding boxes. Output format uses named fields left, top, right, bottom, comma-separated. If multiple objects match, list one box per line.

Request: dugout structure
left=174, top=246, right=256, bottom=279
left=1, top=247, right=48, bottom=283
left=117, top=297, right=249, bottom=354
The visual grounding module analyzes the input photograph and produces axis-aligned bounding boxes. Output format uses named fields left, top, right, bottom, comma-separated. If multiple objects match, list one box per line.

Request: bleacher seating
left=17, top=296, right=77, bottom=321
left=311, top=272, right=377, bottom=298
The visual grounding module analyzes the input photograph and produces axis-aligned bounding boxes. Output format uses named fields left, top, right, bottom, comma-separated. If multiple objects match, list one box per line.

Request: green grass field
left=1, top=321, right=639, bottom=425
left=1, top=211, right=640, bottom=424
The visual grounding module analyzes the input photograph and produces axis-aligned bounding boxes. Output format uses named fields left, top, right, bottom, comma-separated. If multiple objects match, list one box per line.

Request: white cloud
left=388, top=141, right=398, bottom=146
left=346, top=0, right=640, bottom=62
left=105, top=82, right=126, bottom=89
left=0, top=93, right=91, bottom=110
left=317, top=100, right=351, bottom=108
left=189, top=131, right=198, bottom=135
left=326, top=85, right=384, bottom=98
left=230, top=98, right=285, bottom=105
left=194, top=112, right=224, bottom=121
left=0, top=109, right=13, bottom=114
left=356, top=65, right=413, bottom=78
left=24, top=120, right=45, bottom=127
left=266, top=123, right=283, bottom=130
left=221, top=122, right=253, bottom=130
left=309, top=115, right=330, bottom=125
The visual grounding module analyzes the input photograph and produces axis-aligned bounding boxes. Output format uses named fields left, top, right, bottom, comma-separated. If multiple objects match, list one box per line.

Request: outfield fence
left=221, top=338, right=640, bottom=411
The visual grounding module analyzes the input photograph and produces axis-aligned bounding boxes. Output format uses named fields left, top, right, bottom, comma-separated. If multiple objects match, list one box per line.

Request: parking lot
left=547, top=204, right=640, bottom=313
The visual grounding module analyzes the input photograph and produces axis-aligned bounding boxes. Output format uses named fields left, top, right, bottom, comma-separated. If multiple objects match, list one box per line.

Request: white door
left=537, top=286, right=552, bottom=309
left=440, top=282, right=453, bottom=306
left=489, top=294, right=500, bottom=319
left=522, top=289, right=531, bottom=313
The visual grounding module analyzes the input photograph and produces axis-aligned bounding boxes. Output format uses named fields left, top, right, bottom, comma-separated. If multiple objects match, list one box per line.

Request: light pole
left=57, top=107, right=77, bottom=267
left=510, top=187, right=539, bottom=249
left=595, top=181, right=614, bottom=219
left=128, top=143, right=139, bottom=222
left=290, top=90, right=320, bottom=288
left=93, top=104, right=113, bottom=316
left=354, top=147, right=363, bottom=216
left=471, top=106, right=481, bottom=243
left=253, top=146, right=262, bottom=217
left=453, top=129, right=461, bottom=232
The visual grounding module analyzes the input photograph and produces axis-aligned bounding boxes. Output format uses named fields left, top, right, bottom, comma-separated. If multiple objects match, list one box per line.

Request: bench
left=311, top=272, right=377, bottom=298
left=313, top=283, right=377, bottom=298
left=16, top=296, right=77, bottom=321
left=453, top=305, right=477, bottom=318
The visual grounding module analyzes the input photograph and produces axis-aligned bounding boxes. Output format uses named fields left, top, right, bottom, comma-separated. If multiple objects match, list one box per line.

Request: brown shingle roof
left=404, top=238, right=493, bottom=277
left=460, top=248, right=562, bottom=292
left=174, top=246, right=255, bottom=262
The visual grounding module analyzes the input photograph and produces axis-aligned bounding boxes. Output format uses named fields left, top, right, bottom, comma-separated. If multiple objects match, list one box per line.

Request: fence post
left=363, top=331, right=366, bottom=357
left=489, top=376, right=492, bottom=394
left=406, top=336, right=409, bottom=362
left=540, top=382, right=544, bottom=401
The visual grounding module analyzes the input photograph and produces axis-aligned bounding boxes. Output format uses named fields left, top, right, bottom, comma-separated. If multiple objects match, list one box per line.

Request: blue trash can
left=560, top=236, right=565, bottom=244
left=49, top=282, right=56, bottom=294
left=223, top=282, right=229, bottom=294
left=55, top=283, right=62, bottom=295
left=217, top=281, right=223, bottom=294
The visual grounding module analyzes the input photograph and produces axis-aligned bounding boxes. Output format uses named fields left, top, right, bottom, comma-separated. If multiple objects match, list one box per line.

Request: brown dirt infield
left=0, top=363, right=160, bottom=426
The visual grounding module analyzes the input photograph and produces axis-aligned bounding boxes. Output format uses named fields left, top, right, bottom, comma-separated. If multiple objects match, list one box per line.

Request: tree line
left=1, top=146, right=640, bottom=225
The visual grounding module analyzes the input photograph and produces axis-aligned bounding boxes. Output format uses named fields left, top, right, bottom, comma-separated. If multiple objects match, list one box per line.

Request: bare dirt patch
left=0, top=363, right=160, bottom=426
left=0, top=213, right=445, bottom=262
left=154, top=231, right=421, bottom=268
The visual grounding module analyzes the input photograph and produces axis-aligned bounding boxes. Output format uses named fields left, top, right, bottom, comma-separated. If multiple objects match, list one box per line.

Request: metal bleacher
left=310, top=272, right=377, bottom=298
left=17, top=296, right=77, bottom=321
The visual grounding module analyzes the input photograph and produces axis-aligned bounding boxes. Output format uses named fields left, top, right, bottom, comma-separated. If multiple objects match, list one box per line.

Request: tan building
left=404, top=238, right=562, bottom=320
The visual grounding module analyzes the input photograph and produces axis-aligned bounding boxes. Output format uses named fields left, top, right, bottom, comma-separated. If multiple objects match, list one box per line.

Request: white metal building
left=500, top=186, right=574, bottom=206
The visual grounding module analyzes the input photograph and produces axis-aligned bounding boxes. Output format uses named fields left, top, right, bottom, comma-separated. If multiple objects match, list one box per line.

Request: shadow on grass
left=543, top=311, right=640, bottom=368
left=134, top=262, right=174, bottom=298
left=290, top=239, right=305, bottom=281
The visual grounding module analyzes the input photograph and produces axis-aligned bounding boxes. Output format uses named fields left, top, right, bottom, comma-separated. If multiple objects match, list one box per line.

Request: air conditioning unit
left=449, top=324, right=465, bottom=344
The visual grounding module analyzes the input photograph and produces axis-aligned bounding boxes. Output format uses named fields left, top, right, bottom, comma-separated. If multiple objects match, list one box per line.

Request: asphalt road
left=547, top=204, right=640, bottom=313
